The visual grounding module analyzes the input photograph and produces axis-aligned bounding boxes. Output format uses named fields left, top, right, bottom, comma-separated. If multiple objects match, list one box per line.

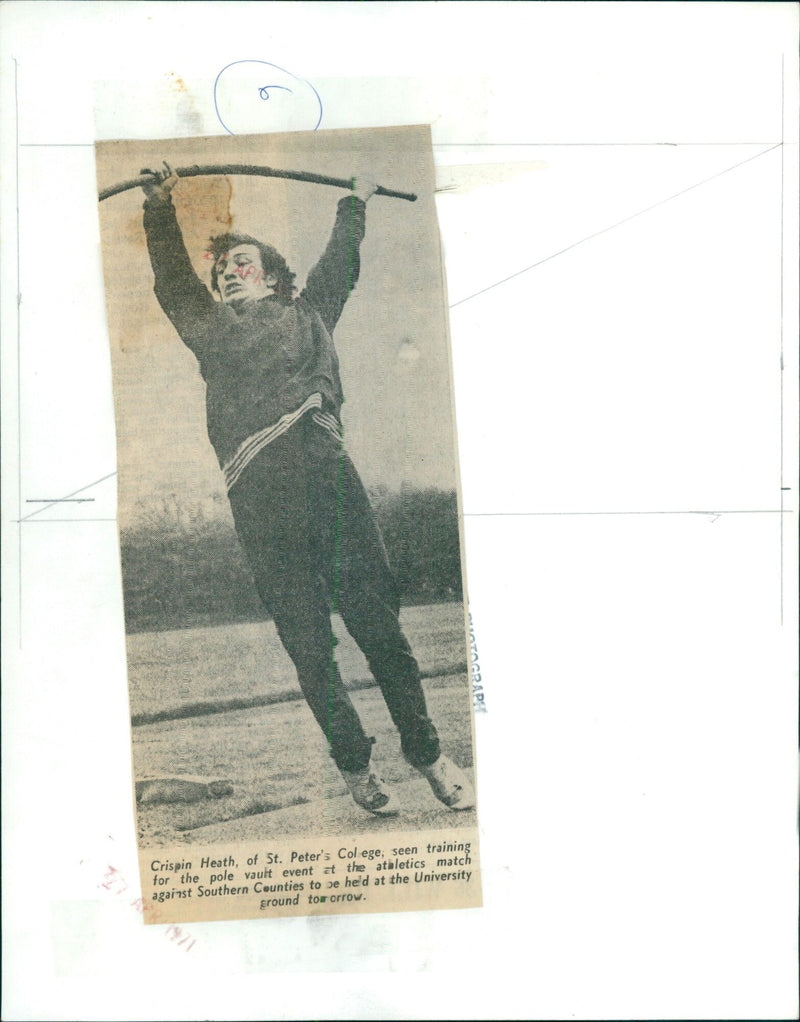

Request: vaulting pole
left=98, top=164, right=417, bottom=203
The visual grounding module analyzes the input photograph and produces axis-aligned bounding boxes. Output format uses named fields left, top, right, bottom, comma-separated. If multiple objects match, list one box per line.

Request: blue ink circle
left=214, top=60, right=323, bottom=135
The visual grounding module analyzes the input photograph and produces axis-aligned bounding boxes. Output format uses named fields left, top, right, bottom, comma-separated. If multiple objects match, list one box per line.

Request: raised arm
left=302, top=176, right=378, bottom=334
left=141, top=164, right=217, bottom=338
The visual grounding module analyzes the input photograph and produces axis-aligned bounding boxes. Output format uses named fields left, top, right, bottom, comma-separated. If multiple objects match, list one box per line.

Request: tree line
left=121, top=487, right=464, bottom=633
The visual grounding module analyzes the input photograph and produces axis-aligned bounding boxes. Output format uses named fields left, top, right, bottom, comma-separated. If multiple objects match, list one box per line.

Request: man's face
left=214, top=244, right=276, bottom=305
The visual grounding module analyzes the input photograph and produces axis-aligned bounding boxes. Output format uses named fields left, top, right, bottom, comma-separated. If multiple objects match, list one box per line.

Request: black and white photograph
left=96, top=125, right=480, bottom=923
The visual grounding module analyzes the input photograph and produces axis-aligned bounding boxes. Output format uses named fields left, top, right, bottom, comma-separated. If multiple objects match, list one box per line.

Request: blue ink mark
left=258, top=85, right=293, bottom=101
left=213, top=60, right=323, bottom=135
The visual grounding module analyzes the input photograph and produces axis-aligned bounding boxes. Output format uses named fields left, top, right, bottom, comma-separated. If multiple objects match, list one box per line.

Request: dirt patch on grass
left=134, top=674, right=474, bottom=846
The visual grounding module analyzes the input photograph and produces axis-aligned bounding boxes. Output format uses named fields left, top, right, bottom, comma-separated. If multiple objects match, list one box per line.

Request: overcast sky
left=96, top=126, right=460, bottom=525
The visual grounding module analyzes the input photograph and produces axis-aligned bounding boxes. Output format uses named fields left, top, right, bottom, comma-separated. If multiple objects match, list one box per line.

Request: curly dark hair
left=208, top=233, right=297, bottom=302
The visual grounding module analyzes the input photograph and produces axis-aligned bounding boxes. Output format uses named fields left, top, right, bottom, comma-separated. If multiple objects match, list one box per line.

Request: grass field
left=126, top=602, right=469, bottom=721
left=128, top=603, right=476, bottom=846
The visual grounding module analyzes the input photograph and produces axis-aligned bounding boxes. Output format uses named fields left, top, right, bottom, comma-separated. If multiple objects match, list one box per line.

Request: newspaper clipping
left=95, top=125, right=480, bottom=924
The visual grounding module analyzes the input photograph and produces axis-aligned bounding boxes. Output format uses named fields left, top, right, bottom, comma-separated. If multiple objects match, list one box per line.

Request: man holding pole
left=140, top=163, right=474, bottom=816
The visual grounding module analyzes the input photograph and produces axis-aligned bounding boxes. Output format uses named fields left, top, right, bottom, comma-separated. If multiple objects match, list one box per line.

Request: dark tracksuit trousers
left=227, top=411, right=441, bottom=773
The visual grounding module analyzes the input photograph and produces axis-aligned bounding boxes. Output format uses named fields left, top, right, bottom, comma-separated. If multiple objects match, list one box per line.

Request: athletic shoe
left=416, top=754, right=475, bottom=810
left=340, top=764, right=398, bottom=815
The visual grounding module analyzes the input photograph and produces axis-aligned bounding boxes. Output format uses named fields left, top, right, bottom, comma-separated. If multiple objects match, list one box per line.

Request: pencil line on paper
left=16, top=519, right=118, bottom=524
left=463, top=510, right=790, bottom=518
left=19, top=472, right=117, bottom=523
left=20, top=142, right=780, bottom=150
left=449, top=142, right=782, bottom=310
left=779, top=53, right=785, bottom=626
left=433, top=141, right=780, bottom=148
left=15, top=57, right=22, bottom=646
left=21, top=142, right=784, bottom=152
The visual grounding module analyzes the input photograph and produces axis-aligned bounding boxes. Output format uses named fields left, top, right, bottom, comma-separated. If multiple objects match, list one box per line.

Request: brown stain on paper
left=165, top=70, right=204, bottom=136
left=111, top=175, right=233, bottom=354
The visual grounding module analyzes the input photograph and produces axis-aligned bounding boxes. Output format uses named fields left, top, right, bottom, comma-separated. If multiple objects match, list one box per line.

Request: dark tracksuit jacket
left=144, top=194, right=359, bottom=471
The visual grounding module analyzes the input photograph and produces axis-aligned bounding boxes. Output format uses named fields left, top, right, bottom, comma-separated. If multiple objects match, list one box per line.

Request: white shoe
left=341, top=764, right=398, bottom=815
left=417, top=755, right=475, bottom=810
